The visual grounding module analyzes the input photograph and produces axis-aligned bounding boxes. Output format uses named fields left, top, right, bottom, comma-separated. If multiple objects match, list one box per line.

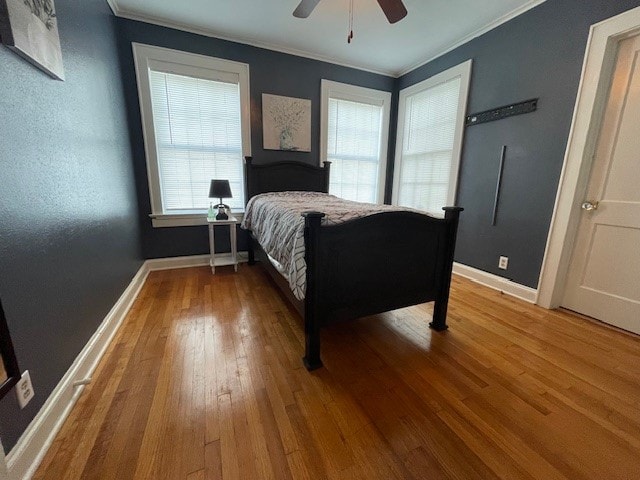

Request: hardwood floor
left=34, top=265, right=640, bottom=479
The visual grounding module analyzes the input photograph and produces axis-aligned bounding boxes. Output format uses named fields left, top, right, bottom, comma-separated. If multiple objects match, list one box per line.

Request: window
left=320, top=80, right=391, bottom=204
left=133, top=43, right=251, bottom=227
left=392, top=60, right=472, bottom=215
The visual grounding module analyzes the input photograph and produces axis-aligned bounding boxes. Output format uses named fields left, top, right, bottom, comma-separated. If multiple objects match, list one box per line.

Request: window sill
left=150, top=212, right=245, bottom=228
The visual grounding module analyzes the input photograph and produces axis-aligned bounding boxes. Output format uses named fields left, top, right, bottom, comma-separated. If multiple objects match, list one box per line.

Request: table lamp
left=208, top=179, right=232, bottom=220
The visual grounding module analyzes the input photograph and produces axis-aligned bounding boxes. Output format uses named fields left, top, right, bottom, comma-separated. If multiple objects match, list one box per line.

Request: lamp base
left=215, top=203, right=229, bottom=220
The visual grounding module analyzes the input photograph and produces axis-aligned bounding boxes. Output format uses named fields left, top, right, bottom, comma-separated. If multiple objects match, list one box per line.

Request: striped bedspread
left=241, top=191, right=418, bottom=300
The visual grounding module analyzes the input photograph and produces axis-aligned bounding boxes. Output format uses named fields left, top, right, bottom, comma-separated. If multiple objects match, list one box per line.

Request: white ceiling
left=110, top=0, right=546, bottom=77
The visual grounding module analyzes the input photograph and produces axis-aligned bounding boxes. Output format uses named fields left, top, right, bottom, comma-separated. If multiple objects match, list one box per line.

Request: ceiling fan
left=293, top=0, right=408, bottom=24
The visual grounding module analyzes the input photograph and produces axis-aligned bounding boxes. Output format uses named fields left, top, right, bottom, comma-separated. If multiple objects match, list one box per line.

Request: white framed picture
left=262, top=93, right=311, bottom=152
left=0, top=0, right=65, bottom=80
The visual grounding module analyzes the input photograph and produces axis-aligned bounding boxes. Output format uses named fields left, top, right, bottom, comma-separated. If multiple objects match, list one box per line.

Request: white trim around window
left=392, top=60, right=472, bottom=216
left=320, top=80, right=392, bottom=204
left=132, top=43, right=251, bottom=227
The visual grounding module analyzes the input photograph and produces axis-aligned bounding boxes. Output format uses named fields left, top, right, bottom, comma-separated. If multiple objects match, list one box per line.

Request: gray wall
left=0, top=0, right=142, bottom=451
left=115, top=18, right=396, bottom=259
left=398, top=0, right=640, bottom=288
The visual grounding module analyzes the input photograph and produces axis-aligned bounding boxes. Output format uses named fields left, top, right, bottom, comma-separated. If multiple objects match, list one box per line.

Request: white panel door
left=562, top=34, right=640, bottom=334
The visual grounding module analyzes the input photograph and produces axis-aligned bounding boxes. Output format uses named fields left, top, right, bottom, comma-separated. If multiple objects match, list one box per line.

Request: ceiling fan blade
left=376, top=0, right=407, bottom=24
left=293, top=0, right=321, bottom=18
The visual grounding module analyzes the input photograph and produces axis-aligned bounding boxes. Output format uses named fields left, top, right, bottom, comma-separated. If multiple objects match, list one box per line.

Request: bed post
left=244, top=156, right=256, bottom=265
left=430, top=206, right=464, bottom=331
left=301, top=211, right=325, bottom=371
left=321, top=161, right=331, bottom=193
left=244, top=156, right=254, bottom=198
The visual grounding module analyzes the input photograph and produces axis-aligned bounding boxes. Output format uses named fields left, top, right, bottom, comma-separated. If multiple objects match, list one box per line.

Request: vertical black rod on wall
left=491, top=145, right=507, bottom=227
left=492, top=145, right=507, bottom=226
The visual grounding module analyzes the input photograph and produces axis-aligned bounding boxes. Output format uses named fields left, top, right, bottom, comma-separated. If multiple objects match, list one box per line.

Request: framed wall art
left=0, top=0, right=65, bottom=80
left=0, top=298, right=20, bottom=399
left=262, top=93, right=311, bottom=152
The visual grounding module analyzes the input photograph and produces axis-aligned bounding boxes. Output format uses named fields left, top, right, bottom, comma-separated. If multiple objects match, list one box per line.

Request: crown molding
left=106, top=0, right=547, bottom=78
left=396, top=0, right=548, bottom=77
left=107, top=2, right=395, bottom=77
left=104, top=0, right=117, bottom=16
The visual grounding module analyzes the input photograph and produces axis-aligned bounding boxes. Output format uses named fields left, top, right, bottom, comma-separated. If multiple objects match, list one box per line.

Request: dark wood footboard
left=301, top=207, right=462, bottom=370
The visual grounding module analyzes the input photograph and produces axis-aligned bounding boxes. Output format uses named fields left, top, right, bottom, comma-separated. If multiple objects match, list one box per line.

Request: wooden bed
left=243, top=156, right=463, bottom=371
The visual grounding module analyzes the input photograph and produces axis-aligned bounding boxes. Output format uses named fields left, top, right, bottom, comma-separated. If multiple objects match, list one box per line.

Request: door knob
left=581, top=201, right=599, bottom=211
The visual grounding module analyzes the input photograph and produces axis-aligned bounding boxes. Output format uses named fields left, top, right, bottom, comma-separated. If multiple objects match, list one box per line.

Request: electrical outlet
left=498, top=256, right=509, bottom=270
left=16, top=370, right=34, bottom=409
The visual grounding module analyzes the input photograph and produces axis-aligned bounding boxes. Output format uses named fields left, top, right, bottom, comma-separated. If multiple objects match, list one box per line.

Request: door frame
left=537, top=6, right=640, bottom=308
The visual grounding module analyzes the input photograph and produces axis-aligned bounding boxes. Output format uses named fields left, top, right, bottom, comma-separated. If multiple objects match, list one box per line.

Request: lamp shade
left=208, top=179, right=232, bottom=199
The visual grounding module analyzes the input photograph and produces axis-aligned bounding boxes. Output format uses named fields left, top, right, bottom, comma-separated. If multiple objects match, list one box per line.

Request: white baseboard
left=453, top=262, right=538, bottom=304
left=0, top=440, right=7, bottom=479
left=3, top=252, right=250, bottom=479
left=4, top=263, right=151, bottom=480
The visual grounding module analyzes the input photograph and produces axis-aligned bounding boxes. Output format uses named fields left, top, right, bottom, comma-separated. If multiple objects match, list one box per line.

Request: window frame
left=320, top=79, right=392, bottom=204
left=132, top=43, right=251, bottom=227
left=392, top=60, right=472, bottom=215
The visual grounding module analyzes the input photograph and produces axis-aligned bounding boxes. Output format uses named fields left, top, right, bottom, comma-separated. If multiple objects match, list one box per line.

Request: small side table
left=207, top=216, right=239, bottom=274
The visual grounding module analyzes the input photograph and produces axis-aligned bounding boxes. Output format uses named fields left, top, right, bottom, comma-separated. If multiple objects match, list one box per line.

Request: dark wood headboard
left=244, top=156, right=331, bottom=203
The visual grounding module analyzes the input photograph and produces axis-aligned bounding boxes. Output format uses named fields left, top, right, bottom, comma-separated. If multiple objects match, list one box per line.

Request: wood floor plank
left=204, top=439, right=223, bottom=480
left=284, top=400, right=330, bottom=478
left=203, top=284, right=221, bottom=444
left=262, top=364, right=299, bottom=454
left=254, top=387, right=294, bottom=480
left=33, top=266, right=640, bottom=479
left=217, top=392, right=240, bottom=479
left=235, top=356, right=275, bottom=480
left=284, top=448, right=312, bottom=480
left=293, top=387, right=355, bottom=474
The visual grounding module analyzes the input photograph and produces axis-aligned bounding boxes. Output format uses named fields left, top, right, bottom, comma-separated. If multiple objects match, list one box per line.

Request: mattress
left=241, top=191, right=419, bottom=300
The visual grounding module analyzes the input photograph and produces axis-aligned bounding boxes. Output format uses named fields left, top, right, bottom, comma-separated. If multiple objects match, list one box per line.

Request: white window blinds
left=396, top=76, right=461, bottom=213
left=326, top=98, right=384, bottom=203
left=393, top=61, right=471, bottom=216
left=148, top=70, right=245, bottom=211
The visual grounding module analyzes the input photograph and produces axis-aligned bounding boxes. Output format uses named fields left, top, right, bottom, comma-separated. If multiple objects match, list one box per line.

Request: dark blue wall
left=0, top=0, right=142, bottom=451
left=398, top=0, right=640, bottom=288
left=2, top=0, right=638, bottom=452
left=115, top=18, right=396, bottom=259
